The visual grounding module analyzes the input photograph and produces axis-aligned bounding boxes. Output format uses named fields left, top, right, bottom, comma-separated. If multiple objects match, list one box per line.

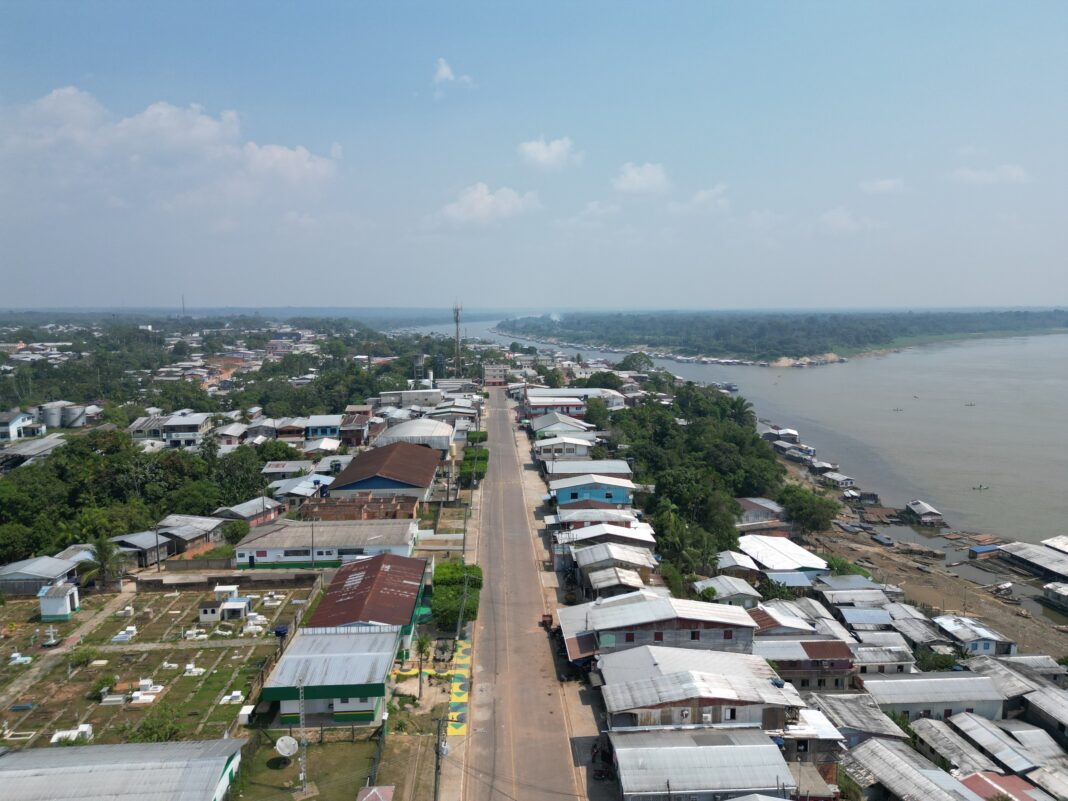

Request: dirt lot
left=812, top=531, right=1068, bottom=657
left=377, top=735, right=435, bottom=801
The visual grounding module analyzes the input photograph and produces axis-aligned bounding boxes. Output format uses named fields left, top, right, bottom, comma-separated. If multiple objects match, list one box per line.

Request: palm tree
left=415, top=633, right=432, bottom=700
left=727, top=396, right=756, bottom=428
left=80, top=535, right=125, bottom=592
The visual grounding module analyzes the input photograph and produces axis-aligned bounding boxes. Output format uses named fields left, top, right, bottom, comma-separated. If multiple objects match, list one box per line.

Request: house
left=0, top=410, right=36, bottom=441
left=212, top=422, right=247, bottom=445
left=425, top=400, right=480, bottom=428
left=806, top=692, right=908, bottom=748
left=714, top=550, right=761, bottom=581
left=261, top=460, right=314, bottom=479
left=111, top=531, right=173, bottom=567
left=891, top=616, right=955, bottom=652
left=529, top=412, right=596, bottom=439
left=307, top=554, right=427, bottom=659
left=737, top=535, right=829, bottom=574
left=374, top=419, right=454, bottom=455
left=269, top=474, right=333, bottom=506
left=527, top=387, right=626, bottom=411
left=544, top=460, right=633, bottom=481
left=588, top=567, right=646, bottom=598
left=692, top=575, right=762, bottom=609
left=340, top=413, right=372, bottom=447
left=557, top=589, right=757, bottom=663
left=261, top=628, right=398, bottom=725
left=819, top=472, right=855, bottom=489
left=545, top=508, right=642, bottom=530
left=573, top=542, right=658, bottom=589
left=235, top=519, right=418, bottom=568
left=849, top=644, right=915, bottom=676
left=305, top=414, right=343, bottom=440
left=934, top=615, right=1017, bottom=656
left=275, top=417, right=309, bottom=444
left=961, top=656, right=1062, bottom=712
left=550, top=475, right=636, bottom=508
left=329, top=442, right=440, bottom=502
left=735, top=497, right=785, bottom=525
left=525, top=396, right=587, bottom=419
left=0, top=738, right=246, bottom=801
left=532, top=436, right=592, bottom=461
left=749, top=603, right=816, bottom=636
left=161, top=412, right=213, bottom=448
left=0, top=555, right=78, bottom=595
left=554, top=523, right=656, bottom=551
left=1022, top=688, right=1068, bottom=748
left=38, top=582, right=80, bottom=621
left=482, top=363, right=510, bottom=386
left=905, top=499, right=946, bottom=526
left=752, top=638, right=855, bottom=692
left=860, top=674, right=1005, bottom=721
left=303, top=437, right=341, bottom=457
left=155, top=514, right=228, bottom=551
left=909, top=717, right=1002, bottom=776
left=946, top=712, right=1041, bottom=775
left=960, top=772, right=1056, bottom=801
left=608, top=729, right=798, bottom=801
left=213, top=497, right=282, bottom=528
left=840, top=737, right=985, bottom=801
left=598, top=647, right=802, bottom=730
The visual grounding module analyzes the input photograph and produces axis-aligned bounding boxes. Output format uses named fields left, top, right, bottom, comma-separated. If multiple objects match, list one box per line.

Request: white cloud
left=613, top=162, right=670, bottom=195
left=518, top=136, right=583, bottom=170
left=0, top=86, right=335, bottom=220
left=330, top=142, right=343, bottom=160
left=440, top=182, right=539, bottom=225
left=669, top=183, right=729, bottom=214
left=859, top=178, right=904, bottom=194
left=432, top=58, right=473, bottom=98
left=952, top=164, right=1029, bottom=184
left=819, top=206, right=884, bottom=234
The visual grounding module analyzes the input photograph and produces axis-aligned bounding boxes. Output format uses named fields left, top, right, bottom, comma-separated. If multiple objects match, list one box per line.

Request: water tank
left=62, top=405, right=87, bottom=428
left=41, top=405, right=64, bottom=428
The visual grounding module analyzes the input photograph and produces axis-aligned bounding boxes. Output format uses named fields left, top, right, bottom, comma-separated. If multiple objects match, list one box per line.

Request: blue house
left=550, top=474, right=636, bottom=508
left=328, top=442, right=441, bottom=501
left=304, top=414, right=343, bottom=440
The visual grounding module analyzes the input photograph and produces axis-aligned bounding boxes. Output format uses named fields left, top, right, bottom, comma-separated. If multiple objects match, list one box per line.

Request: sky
left=1, top=2, right=1066, bottom=310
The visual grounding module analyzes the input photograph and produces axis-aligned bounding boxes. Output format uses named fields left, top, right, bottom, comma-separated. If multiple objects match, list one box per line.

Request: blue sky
left=1, top=2, right=1065, bottom=309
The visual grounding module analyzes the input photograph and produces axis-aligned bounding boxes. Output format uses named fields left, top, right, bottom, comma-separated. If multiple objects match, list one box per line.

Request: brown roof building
left=329, top=442, right=441, bottom=500
left=308, top=554, right=428, bottom=647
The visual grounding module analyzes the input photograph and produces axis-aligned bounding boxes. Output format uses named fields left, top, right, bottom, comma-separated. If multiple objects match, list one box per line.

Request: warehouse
left=861, top=674, right=1005, bottom=721
left=235, top=519, right=418, bottom=567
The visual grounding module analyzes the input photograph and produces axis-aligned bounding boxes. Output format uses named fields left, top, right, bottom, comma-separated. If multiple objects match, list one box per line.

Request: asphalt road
left=459, top=389, right=583, bottom=801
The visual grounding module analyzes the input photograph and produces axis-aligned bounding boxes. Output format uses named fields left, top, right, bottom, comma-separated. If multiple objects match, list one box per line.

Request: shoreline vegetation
left=495, top=309, right=1068, bottom=366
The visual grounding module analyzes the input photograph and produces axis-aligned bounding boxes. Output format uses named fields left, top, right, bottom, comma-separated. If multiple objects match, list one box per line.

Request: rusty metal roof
left=308, top=553, right=427, bottom=628
left=331, top=442, right=441, bottom=490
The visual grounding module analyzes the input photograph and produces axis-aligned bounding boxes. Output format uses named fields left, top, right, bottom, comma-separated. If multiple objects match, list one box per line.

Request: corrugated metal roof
left=573, top=542, right=657, bottom=571
left=0, top=555, right=76, bottom=580
left=237, top=519, right=416, bottom=551
left=544, top=460, right=632, bottom=476
left=806, top=692, right=907, bottom=738
left=588, top=566, right=644, bottom=591
left=716, top=550, right=759, bottom=571
left=934, top=615, right=1013, bottom=645
left=959, top=772, right=1055, bottom=801
left=332, top=442, right=441, bottom=490
left=963, top=656, right=1049, bottom=698
left=692, top=575, right=761, bottom=599
left=748, top=603, right=815, bottom=634
left=548, top=474, right=636, bottom=491
left=841, top=608, right=893, bottom=626
left=602, top=668, right=802, bottom=713
left=841, top=737, right=985, bottom=801
left=1024, top=688, right=1068, bottom=725
left=911, top=718, right=1001, bottom=774
left=737, top=535, right=827, bottom=571
left=265, top=629, right=398, bottom=689
left=0, top=738, right=246, bottom=801
left=308, top=554, right=426, bottom=628
left=995, top=719, right=1068, bottom=764
left=556, top=523, right=655, bottom=548
left=597, top=645, right=779, bottom=687
left=1027, top=767, right=1068, bottom=800
left=608, top=729, right=797, bottom=796
left=948, top=712, right=1038, bottom=773
left=863, top=674, right=1005, bottom=705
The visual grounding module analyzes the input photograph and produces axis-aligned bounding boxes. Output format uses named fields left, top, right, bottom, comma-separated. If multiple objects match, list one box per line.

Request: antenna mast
left=298, top=675, right=308, bottom=794
left=452, top=302, right=462, bottom=378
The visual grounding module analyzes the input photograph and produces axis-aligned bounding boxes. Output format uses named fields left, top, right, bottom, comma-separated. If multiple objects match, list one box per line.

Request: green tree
left=221, top=520, right=250, bottom=546
left=120, top=703, right=180, bottom=742
left=617, top=352, right=654, bottom=372
left=81, top=535, right=126, bottom=591
left=256, top=439, right=302, bottom=462
left=166, top=479, right=222, bottom=516
left=583, top=397, right=610, bottom=429
left=778, top=484, right=839, bottom=534
left=582, top=372, right=624, bottom=391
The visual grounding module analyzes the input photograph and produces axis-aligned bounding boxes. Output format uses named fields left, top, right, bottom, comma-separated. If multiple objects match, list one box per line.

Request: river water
left=418, top=321, right=1068, bottom=544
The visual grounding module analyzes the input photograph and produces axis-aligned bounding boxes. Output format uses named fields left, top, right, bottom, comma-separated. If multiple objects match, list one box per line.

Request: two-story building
left=557, top=589, right=757, bottom=664
left=161, top=412, right=213, bottom=448
left=0, top=410, right=37, bottom=442
left=934, top=615, right=1017, bottom=657
left=304, top=414, right=343, bottom=441
left=752, top=637, right=855, bottom=692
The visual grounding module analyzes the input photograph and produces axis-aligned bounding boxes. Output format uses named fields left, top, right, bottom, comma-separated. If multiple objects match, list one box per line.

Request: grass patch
left=240, top=739, right=376, bottom=801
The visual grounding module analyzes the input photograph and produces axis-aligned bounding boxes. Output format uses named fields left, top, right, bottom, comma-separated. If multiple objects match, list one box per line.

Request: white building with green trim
left=262, top=626, right=399, bottom=725
left=235, top=519, right=418, bottom=569
left=38, top=582, right=80, bottom=621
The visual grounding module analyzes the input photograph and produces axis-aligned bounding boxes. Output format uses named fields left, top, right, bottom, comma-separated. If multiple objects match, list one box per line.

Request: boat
left=1054, top=625, right=1068, bottom=634
left=871, top=533, right=894, bottom=547
left=965, top=402, right=976, bottom=407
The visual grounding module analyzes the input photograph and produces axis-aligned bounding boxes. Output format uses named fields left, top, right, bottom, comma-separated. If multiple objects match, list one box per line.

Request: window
left=834, top=678, right=843, bottom=688
left=625, top=632, right=635, bottom=643
left=800, top=679, right=810, bottom=688
left=359, top=697, right=368, bottom=703
left=723, top=630, right=733, bottom=640
left=237, top=552, right=246, bottom=559
left=983, top=641, right=991, bottom=650
left=796, top=740, right=809, bottom=753
left=653, top=632, right=663, bottom=642
left=340, top=698, right=349, bottom=704
left=878, top=665, right=885, bottom=673
left=605, top=492, right=614, bottom=500
left=897, top=665, right=905, bottom=673
left=283, top=549, right=311, bottom=557
left=817, top=678, right=826, bottom=688
left=725, top=708, right=737, bottom=720
left=316, top=550, right=327, bottom=556
left=690, top=630, right=701, bottom=641
left=922, top=709, right=932, bottom=718
left=965, top=708, right=974, bottom=713
left=859, top=666, right=867, bottom=674
left=570, top=492, right=579, bottom=500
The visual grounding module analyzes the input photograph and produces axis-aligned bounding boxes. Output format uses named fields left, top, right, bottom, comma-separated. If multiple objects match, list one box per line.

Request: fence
left=163, top=557, right=235, bottom=571
left=136, top=570, right=321, bottom=593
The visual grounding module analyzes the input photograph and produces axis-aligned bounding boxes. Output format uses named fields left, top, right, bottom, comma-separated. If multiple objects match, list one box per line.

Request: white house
left=38, top=582, right=80, bottom=621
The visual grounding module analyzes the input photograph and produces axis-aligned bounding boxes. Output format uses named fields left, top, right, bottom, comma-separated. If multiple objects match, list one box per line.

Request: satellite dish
left=275, top=736, right=299, bottom=757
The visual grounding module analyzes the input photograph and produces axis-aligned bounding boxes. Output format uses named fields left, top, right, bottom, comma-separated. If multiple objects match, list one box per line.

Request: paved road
left=459, top=389, right=583, bottom=801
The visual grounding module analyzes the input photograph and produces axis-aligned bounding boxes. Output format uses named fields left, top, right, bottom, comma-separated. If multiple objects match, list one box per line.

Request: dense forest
left=499, top=309, right=1068, bottom=360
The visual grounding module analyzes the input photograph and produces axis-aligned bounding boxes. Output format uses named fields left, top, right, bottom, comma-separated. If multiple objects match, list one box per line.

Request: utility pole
left=453, top=303, right=462, bottom=379
left=433, top=715, right=448, bottom=801
left=298, top=675, right=308, bottom=794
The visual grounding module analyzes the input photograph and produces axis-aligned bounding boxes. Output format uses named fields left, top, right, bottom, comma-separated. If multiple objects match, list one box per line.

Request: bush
left=221, top=520, right=250, bottom=546
left=119, top=703, right=180, bottom=742
left=467, top=431, right=487, bottom=444
left=916, top=650, right=958, bottom=671
left=660, top=561, right=687, bottom=598
left=431, top=562, right=482, bottom=629
left=70, top=647, right=101, bottom=668
left=434, top=562, right=483, bottom=587
left=90, top=674, right=118, bottom=699
left=820, top=553, right=871, bottom=578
